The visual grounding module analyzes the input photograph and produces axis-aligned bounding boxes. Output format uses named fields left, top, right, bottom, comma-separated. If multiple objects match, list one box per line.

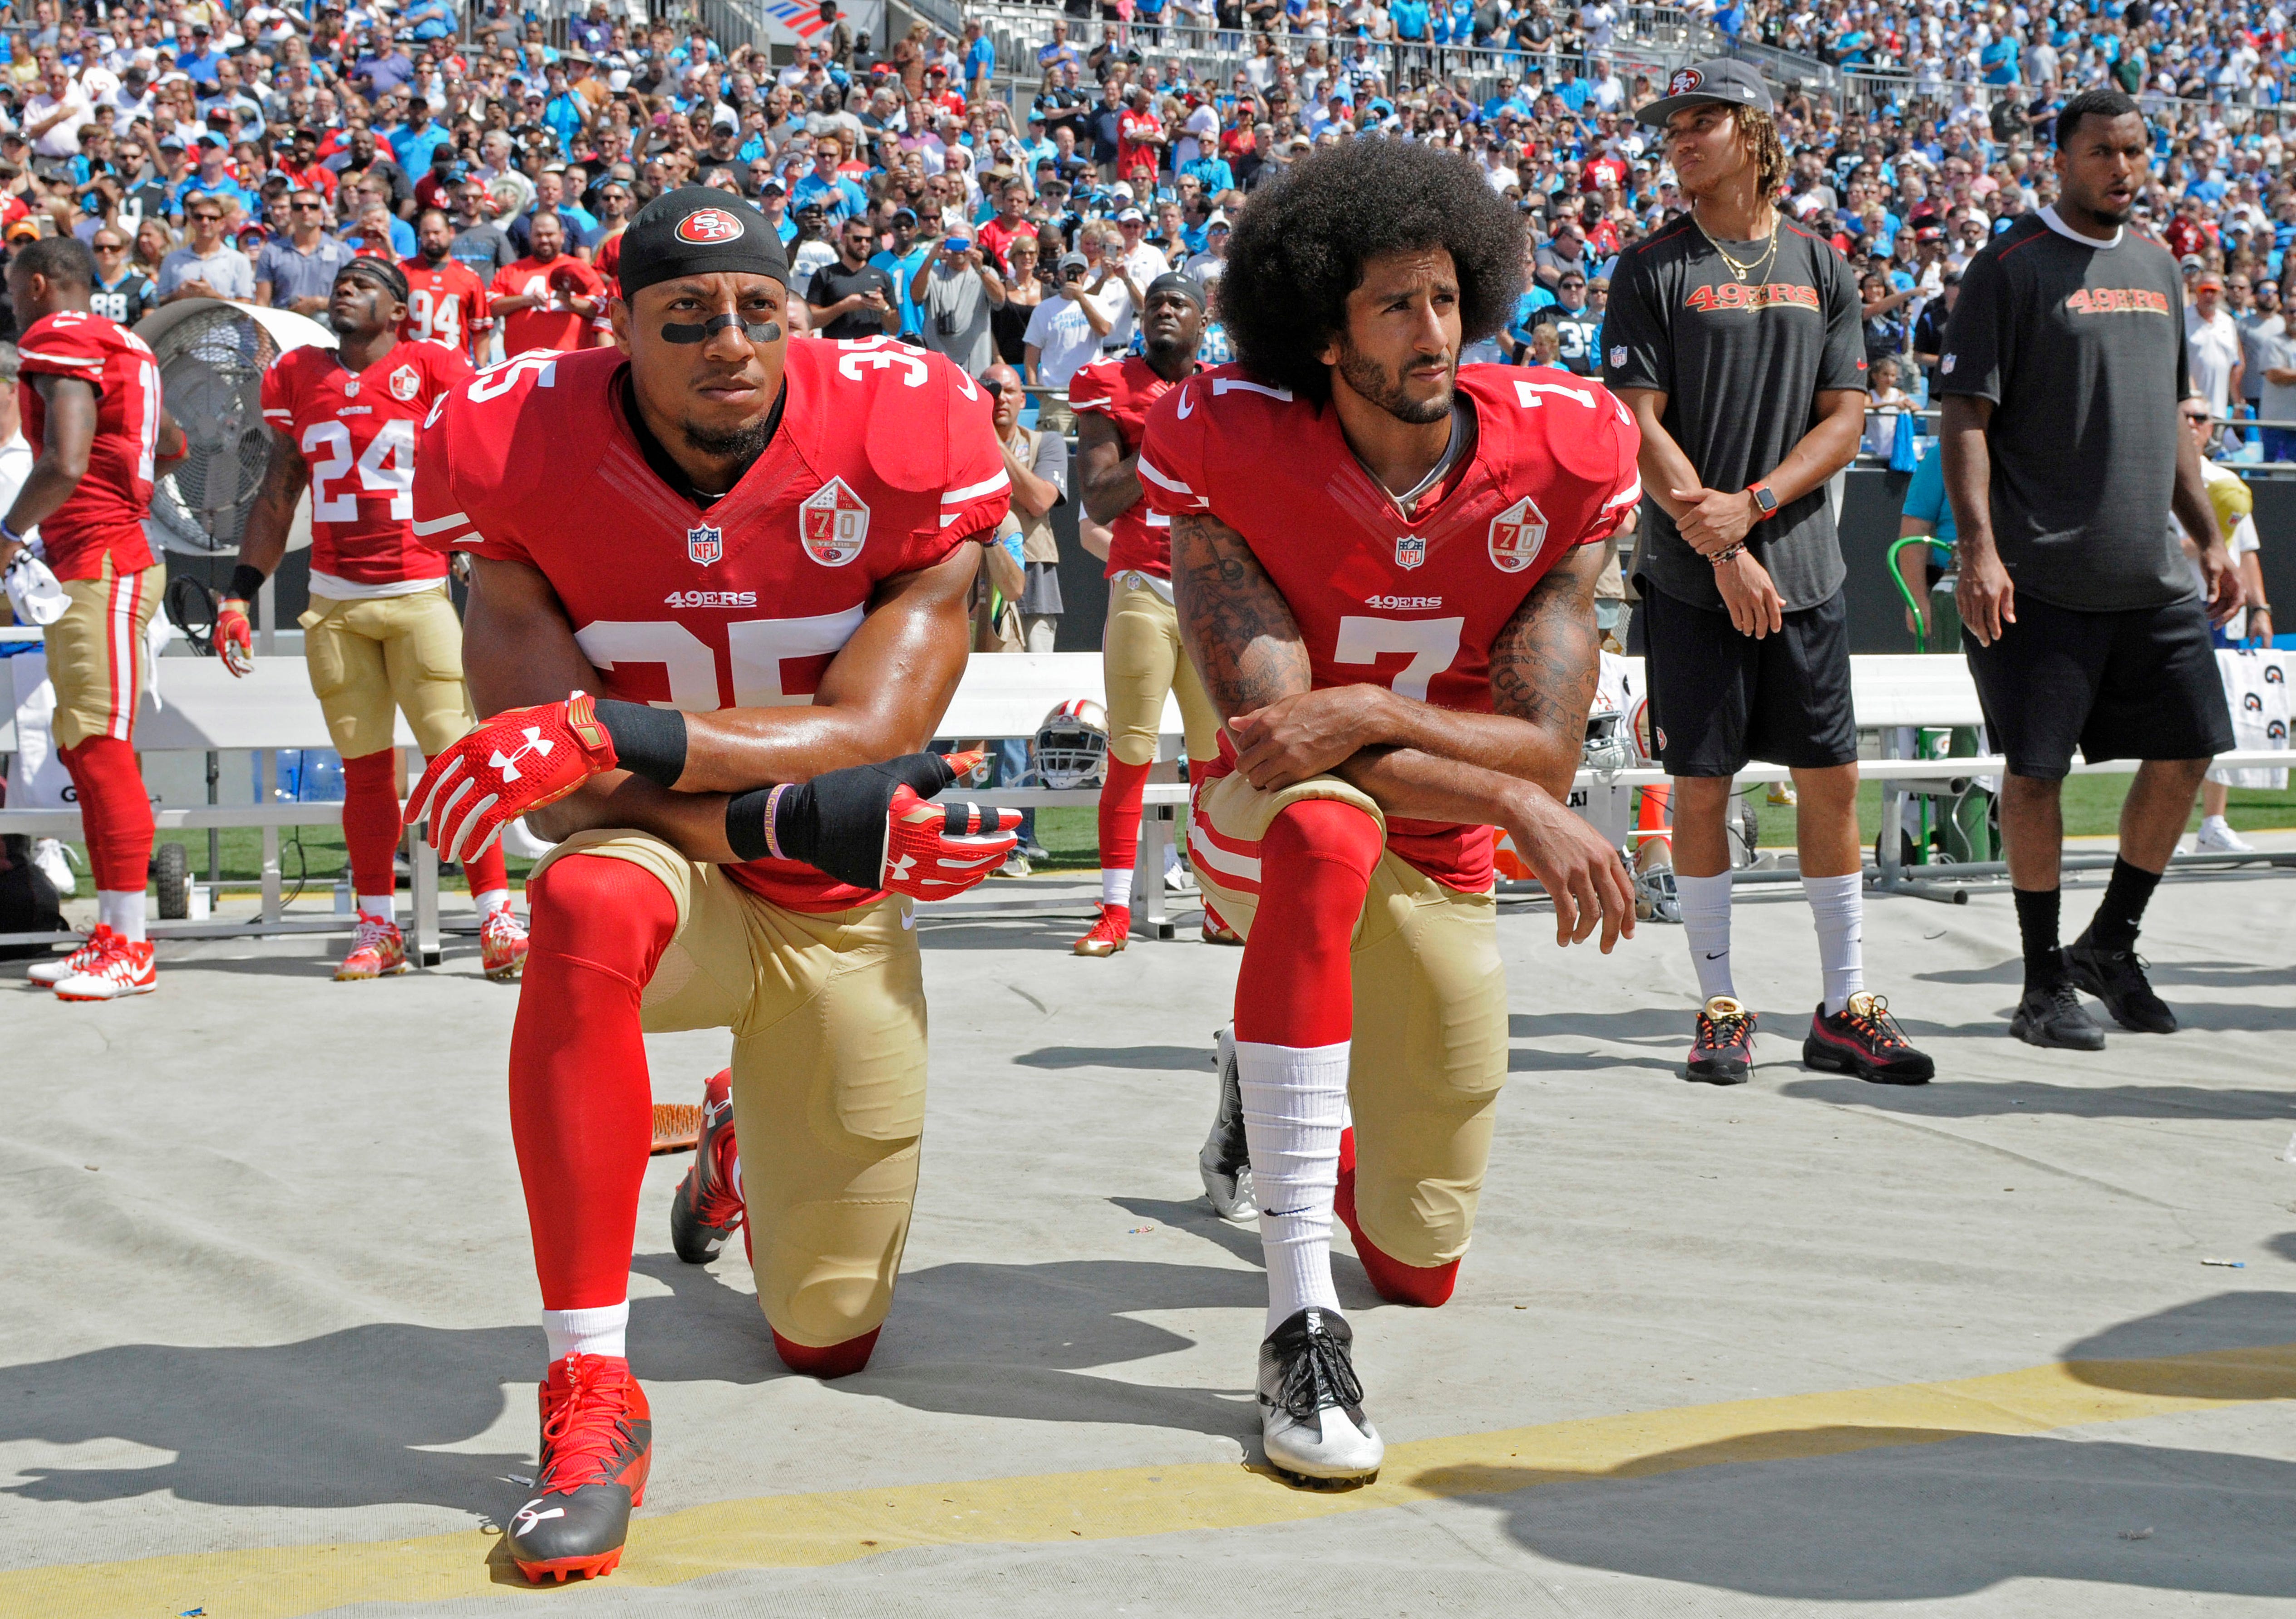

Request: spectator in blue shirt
left=871, top=207, right=933, bottom=340
left=1391, top=0, right=1431, bottom=39
left=1182, top=150, right=1234, bottom=193
left=791, top=140, right=869, bottom=226
left=402, top=0, right=459, bottom=41
left=540, top=66, right=586, bottom=154
left=389, top=97, right=452, bottom=176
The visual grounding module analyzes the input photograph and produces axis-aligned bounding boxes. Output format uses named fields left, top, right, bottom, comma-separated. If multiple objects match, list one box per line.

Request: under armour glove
left=728, top=749, right=1022, bottom=901
left=404, top=690, right=621, bottom=863
left=215, top=597, right=255, bottom=677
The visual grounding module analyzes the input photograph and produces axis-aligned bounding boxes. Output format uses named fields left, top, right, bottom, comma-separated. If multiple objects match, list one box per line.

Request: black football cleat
left=2063, top=930, right=2178, bottom=1034
left=507, top=1354, right=652, bottom=1583
left=1686, top=996, right=1757, bottom=1085
left=1257, top=1307, right=1382, bottom=1483
left=2009, top=977, right=2107, bottom=1051
left=1199, top=1029, right=1256, bottom=1220
left=670, top=1069, right=744, bottom=1264
left=1802, top=992, right=1934, bottom=1084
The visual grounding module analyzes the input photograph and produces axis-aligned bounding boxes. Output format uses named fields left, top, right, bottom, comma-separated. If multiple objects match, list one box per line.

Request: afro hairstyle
left=1216, top=137, right=1525, bottom=404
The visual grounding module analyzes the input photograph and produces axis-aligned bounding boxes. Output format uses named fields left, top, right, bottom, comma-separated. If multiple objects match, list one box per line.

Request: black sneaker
left=2064, top=930, right=2178, bottom=1034
left=1257, top=1308, right=1382, bottom=1482
left=1686, top=996, right=1757, bottom=1085
left=1803, top=992, right=1934, bottom=1084
left=508, top=1355, right=652, bottom=1583
left=2010, top=978, right=2107, bottom=1051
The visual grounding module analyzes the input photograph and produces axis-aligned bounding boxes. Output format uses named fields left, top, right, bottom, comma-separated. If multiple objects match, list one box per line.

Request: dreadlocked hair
left=1739, top=108, right=1790, bottom=199
left=1215, top=136, right=1526, bottom=404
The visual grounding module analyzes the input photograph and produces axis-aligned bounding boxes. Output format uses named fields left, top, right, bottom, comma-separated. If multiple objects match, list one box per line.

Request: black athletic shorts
left=1963, top=591, right=2233, bottom=780
left=1639, top=585, right=1859, bottom=778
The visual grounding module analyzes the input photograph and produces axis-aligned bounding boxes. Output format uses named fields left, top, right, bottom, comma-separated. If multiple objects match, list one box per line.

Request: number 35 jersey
left=1138, top=363, right=1642, bottom=889
left=412, top=337, right=1011, bottom=912
left=261, top=339, right=474, bottom=595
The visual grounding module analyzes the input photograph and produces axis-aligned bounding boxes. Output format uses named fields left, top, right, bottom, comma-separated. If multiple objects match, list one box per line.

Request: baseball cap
left=891, top=206, right=916, bottom=223
left=1056, top=251, right=1088, bottom=272
left=1635, top=59, right=1773, bottom=127
left=1116, top=207, right=1143, bottom=223
left=2180, top=252, right=2204, bottom=270
left=760, top=177, right=786, bottom=195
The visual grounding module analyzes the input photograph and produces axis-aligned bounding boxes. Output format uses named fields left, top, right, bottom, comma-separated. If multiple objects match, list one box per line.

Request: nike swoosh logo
left=1176, top=387, right=1194, bottom=418
left=1702, top=951, right=1728, bottom=960
left=901, top=904, right=917, bottom=930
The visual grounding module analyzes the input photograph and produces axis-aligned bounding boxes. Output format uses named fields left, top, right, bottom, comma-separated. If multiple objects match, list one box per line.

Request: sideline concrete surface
left=3, top=855, right=2295, bottom=1616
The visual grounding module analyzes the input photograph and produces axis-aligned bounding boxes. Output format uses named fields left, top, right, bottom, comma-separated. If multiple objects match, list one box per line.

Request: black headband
left=617, top=186, right=789, bottom=297
left=337, top=256, right=408, bottom=304
left=1145, top=271, right=1204, bottom=308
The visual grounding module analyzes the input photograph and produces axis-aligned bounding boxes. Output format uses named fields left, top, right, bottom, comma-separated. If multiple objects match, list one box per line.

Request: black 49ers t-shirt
left=1602, top=215, right=1868, bottom=612
left=1936, top=209, right=2193, bottom=611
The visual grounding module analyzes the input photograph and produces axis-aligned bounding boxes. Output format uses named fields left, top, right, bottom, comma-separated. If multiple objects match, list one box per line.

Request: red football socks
left=463, top=838, right=510, bottom=900
left=340, top=749, right=402, bottom=899
left=1335, top=1127, right=1459, bottom=1308
left=58, top=737, right=153, bottom=894
left=1096, top=757, right=1152, bottom=873
left=1233, top=800, right=1382, bottom=1047
left=512, top=855, right=679, bottom=1310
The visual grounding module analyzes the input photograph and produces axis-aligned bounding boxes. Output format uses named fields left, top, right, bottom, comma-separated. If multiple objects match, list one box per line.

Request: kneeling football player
left=220, top=258, right=529, bottom=982
left=405, top=191, right=1017, bottom=1583
left=1142, top=141, right=1639, bottom=1483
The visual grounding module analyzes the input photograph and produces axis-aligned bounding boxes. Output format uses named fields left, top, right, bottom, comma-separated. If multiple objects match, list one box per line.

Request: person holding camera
left=909, top=228, right=1005, bottom=374
left=1023, top=248, right=1123, bottom=431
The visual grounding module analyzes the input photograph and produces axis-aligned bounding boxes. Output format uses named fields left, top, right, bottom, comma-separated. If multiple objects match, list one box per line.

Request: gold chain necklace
left=1693, top=207, right=1782, bottom=285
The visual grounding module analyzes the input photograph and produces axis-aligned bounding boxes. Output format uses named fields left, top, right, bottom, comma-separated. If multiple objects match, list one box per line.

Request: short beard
left=1334, top=340, right=1452, bottom=425
left=1142, top=330, right=1191, bottom=367
left=678, top=414, right=774, bottom=464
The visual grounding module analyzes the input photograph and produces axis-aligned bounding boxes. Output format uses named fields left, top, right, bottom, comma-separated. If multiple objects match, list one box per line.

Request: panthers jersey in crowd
left=398, top=255, right=492, bottom=362
left=412, top=336, right=1010, bottom=911
left=1067, top=353, right=1193, bottom=580
left=17, top=310, right=163, bottom=579
left=262, top=338, right=474, bottom=593
left=1139, top=363, right=1642, bottom=889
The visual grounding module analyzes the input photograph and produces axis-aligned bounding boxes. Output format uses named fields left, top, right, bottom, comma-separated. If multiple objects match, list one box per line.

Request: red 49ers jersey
left=413, top=336, right=1011, bottom=912
left=1066, top=353, right=1195, bottom=580
left=491, top=254, right=609, bottom=356
left=1139, top=363, right=1641, bottom=890
left=398, top=255, right=492, bottom=362
left=262, top=339, right=474, bottom=589
left=16, top=310, right=162, bottom=580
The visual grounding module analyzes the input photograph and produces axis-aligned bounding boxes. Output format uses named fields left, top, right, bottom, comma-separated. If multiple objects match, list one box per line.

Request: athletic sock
left=339, top=750, right=402, bottom=902
left=1801, top=871, right=1864, bottom=1016
left=2087, top=857, right=2163, bottom=954
left=542, top=1300, right=629, bottom=1363
left=1099, top=868, right=1132, bottom=908
left=474, top=889, right=511, bottom=915
left=1096, top=757, right=1152, bottom=887
left=1677, top=871, right=1736, bottom=1002
left=97, top=888, right=148, bottom=944
left=512, top=855, right=679, bottom=1315
left=357, top=896, right=397, bottom=922
left=1232, top=800, right=1382, bottom=1334
left=2014, top=886, right=2065, bottom=988
left=464, top=839, right=511, bottom=910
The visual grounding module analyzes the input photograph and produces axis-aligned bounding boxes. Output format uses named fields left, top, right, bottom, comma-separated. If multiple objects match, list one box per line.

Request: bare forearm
left=529, top=770, right=739, bottom=861
left=5, top=459, right=87, bottom=534
left=1081, top=454, right=1143, bottom=524
left=1171, top=509, right=1311, bottom=717
left=1937, top=396, right=1994, bottom=547
left=1621, top=390, right=1699, bottom=522
left=1757, top=393, right=1864, bottom=507
left=1334, top=745, right=1544, bottom=828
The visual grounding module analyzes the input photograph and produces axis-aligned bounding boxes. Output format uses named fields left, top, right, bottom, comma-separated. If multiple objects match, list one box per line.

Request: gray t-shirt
left=919, top=260, right=997, bottom=377
left=157, top=243, right=256, bottom=302
left=1937, top=209, right=2193, bottom=610
left=1602, top=214, right=1868, bottom=612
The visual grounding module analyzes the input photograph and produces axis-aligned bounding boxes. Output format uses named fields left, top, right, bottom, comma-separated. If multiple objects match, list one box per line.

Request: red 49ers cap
left=617, top=185, right=790, bottom=297
left=1635, top=59, right=1774, bottom=127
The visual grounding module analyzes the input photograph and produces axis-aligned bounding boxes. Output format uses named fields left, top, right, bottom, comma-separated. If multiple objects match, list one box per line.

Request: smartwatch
left=1746, top=483, right=1780, bottom=520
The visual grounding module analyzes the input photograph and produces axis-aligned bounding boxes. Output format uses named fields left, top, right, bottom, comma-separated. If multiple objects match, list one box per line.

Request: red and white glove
left=215, top=597, right=255, bottom=677
left=405, top=690, right=620, bottom=863
left=880, top=769, right=1022, bottom=900
left=743, top=748, right=1022, bottom=902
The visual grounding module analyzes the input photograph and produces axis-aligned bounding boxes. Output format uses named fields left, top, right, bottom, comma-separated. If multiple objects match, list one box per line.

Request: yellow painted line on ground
left=10, top=1342, right=2296, bottom=1617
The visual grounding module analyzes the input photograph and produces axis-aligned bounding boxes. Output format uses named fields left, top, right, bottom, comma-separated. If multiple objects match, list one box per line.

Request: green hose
left=1887, top=535, right=1935, bottom=655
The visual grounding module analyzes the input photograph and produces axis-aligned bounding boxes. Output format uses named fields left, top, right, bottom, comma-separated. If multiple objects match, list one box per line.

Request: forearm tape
left=592, top=698, right=688, bottom=789
left=724, top=753, right=956, bottom=880
left=227, top=564, right=268, bottom=602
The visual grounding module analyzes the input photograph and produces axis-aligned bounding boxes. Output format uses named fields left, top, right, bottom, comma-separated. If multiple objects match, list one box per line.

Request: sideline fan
left=219, top=257, right=530, bottom=983
left=403, top=190, right=1017, bottom=1584
left=1142, top=139, right=1639, bottom=1485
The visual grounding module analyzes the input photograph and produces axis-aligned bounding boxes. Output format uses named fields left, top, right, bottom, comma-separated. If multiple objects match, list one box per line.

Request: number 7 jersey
left=261, top=338, right=474, bottom=592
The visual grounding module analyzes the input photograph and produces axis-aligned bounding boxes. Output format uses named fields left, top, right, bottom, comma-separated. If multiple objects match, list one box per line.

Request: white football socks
left=542, top=1301, right=629, bottom=1364
left=358, top=895, right=396, bottom=922
left=1099, top=868, right=1132, bottom=908
left=474, top=887, right=510, bottom=915
left=1803, top=872, right=1865, bottom=1016
left=1676, top=872, right=1735, bottom=1003
left=1236, top=1038, right=1349, bottom=1333
left=98, top=888, right=148, bottom=944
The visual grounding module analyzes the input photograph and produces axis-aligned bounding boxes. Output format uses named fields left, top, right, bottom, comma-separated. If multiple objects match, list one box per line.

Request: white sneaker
left=29, top=925, right=113, bottom=986
left=31, top=838, right=77, bottom=897
left=1258, top=1307, right=1382, bottom=1482
left=53, top=935, right=157, bottom=1000
left=1199, top=1028, right=1256, bottom=1221
left=2195, top=817, right=2255, bottom=854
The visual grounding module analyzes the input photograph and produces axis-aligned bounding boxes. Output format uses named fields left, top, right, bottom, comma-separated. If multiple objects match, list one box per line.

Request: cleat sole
left=1264, top=1459, right=1380, bottom=1489
left=54, top=982, right=157, bottom=1001
left=335, top=962, right=410, bottom=982
left=1683, top=1062, right=1749, bottom=1085
left=1801, top=1045, right=1933, bottom=1086
left=483, top=960, right=525, bottom=983
left=1072, top=939, right=1127, bottom=957
left=516, top=1547, right=624, bottom=1584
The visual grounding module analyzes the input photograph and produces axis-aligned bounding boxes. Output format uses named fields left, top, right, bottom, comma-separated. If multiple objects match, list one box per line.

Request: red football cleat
left=507, top=1354, right=652, bottom=1584
left=1073, top=902, right=1130, bottom=957
left=1335, top=1127, right=1459, bottom=1308
left=669, top=1070, right=744, bottom=1264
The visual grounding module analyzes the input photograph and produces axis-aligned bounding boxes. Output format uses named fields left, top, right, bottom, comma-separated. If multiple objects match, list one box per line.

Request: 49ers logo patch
left=1668, top=67, right=1703, bottom=96
left=1488, top=496, right=1549, bottom=574
left=676, top=207, right=745, bottom=244
left=800, top=477, right=871, bottom=566
left=388, top=363, right=422, bottom=402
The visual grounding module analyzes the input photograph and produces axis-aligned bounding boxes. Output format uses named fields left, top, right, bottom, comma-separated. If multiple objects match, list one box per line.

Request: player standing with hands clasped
left=1143, top=140, right=1639, bottom=1485
left=404, top=190, right=1017, bottom=1585
left=1604, top=61, right=1933, bottom=1087
left=1937, top=89, right=2242, bottom=1050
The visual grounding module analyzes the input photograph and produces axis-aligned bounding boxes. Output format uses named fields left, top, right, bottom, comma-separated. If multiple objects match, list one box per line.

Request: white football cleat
left=29, top=925, right=114, bottom=986
left=1258, top=1307, right=1382, bottom=1483
left=52, top=935, right=157, bottom=1001
left=1199, top=1028, right=1256, bottom=1221
left=2194, top=817, right=2254, bottom=855
left=31, top=838, right=78, bottom=897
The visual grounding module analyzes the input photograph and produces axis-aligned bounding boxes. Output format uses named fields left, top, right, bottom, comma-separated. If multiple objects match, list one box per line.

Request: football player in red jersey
left=403, top=190, right=1017, bottom=1584
left=1068, top=274, right=1229, bottom=955
left=214, top=258, right=530, bottom=983
left=491, top=211, right=610, bottom=356
left=399, top=208, right=493, bottom=364
left=1, top=236, right=187, bottom=1001
left=1140, top=140, right=1639, bottom=1483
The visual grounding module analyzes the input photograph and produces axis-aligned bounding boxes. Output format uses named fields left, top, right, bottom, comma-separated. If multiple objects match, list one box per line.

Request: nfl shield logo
left=342, top=377, right=360, bottom=398
left=687, top=524, right=724, bottom=566
left=800, top=477, right=871, bottom=567
left=389, top=364, right=421, bottom=402
left=1488, top=496, right=1549, bottom=574
left=1394, top=534, right=1426, bottom=570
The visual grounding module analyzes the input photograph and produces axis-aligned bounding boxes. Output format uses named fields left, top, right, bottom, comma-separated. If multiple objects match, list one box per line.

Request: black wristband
left=228, top=564, right=268, bottom=602
left=724, top=753, right=957, bottom=882
left=592, top=698, right=688, bottom=789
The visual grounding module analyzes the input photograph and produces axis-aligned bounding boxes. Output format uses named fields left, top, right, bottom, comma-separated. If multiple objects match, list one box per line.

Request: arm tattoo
left=1170, top=510, right=1311, bottom=720
left=1491, top=541, right=1605, bottom=740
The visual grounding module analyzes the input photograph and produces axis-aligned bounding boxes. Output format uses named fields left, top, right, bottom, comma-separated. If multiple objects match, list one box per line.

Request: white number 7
left=1333, top=615, right=1466, bottom=702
